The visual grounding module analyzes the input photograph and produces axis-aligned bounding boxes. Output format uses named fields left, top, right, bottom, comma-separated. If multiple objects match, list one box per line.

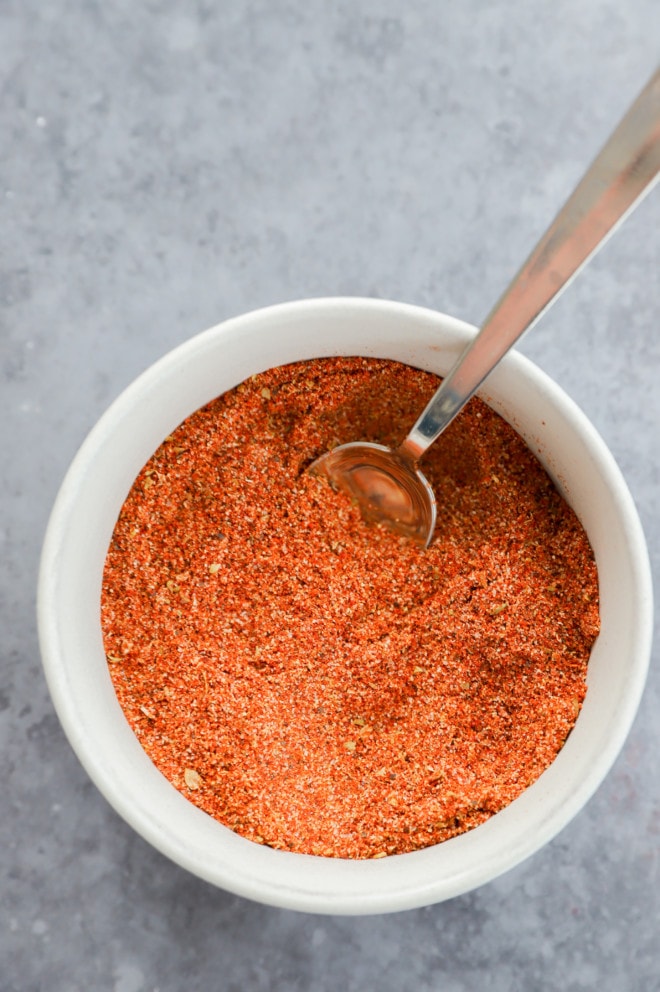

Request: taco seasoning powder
left=101, top=357, right=600, bottom=859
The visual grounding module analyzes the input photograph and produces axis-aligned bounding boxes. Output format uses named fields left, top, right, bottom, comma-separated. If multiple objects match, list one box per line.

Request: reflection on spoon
left=312, top=441, right=436, bottom=546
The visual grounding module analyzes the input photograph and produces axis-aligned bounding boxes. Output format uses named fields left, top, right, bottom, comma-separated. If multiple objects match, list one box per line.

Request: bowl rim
left=38, top=296, right=654, bottom=914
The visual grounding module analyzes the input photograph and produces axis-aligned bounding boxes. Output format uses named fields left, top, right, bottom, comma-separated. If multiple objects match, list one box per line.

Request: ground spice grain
left=101, top=356, right=600, bottom=859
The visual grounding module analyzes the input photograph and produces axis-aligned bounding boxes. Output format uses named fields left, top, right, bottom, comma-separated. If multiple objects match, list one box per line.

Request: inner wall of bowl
left=39, top=298, right=652, bottom=914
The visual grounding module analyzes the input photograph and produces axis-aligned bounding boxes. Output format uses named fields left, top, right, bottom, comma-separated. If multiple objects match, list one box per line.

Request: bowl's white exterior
left=38, top=298, right=653, bottom=915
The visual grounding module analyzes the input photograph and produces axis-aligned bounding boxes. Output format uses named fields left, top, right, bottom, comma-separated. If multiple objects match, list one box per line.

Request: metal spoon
left=311, top=68, right=660, bottom=547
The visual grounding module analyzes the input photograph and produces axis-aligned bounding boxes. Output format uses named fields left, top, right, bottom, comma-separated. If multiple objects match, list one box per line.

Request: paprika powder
left=101, top=357, right=599, bottom=859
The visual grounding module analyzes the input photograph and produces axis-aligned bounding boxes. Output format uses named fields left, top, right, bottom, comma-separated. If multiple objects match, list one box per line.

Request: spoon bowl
left=311, top=441, right=437, bottom=546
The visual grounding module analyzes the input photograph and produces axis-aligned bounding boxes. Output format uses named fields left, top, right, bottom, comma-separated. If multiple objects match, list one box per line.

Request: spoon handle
left=401, top=67, right=660, bottom=463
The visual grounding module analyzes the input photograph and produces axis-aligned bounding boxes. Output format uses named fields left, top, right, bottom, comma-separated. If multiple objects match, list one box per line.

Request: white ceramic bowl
left=38, top=298, right=653, bottom=915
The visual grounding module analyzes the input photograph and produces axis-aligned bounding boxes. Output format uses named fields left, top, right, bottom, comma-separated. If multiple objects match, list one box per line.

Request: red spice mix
left=101, top=357, right=600, bottom=859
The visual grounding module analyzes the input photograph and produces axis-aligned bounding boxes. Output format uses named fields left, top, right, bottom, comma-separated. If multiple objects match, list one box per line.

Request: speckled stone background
left=2, top=1, right=659, bottom=989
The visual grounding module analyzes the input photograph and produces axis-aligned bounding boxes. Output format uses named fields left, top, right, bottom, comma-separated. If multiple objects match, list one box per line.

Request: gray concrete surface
left=2, top=1, right=659, bottom=989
